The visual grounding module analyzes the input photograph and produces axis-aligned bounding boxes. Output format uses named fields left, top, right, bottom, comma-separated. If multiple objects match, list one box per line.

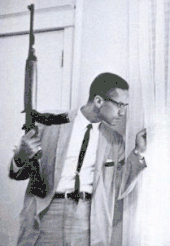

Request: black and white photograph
left=0, top=0, right=170, bottom=245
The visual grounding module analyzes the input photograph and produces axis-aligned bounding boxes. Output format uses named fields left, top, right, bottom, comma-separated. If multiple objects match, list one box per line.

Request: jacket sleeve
left=117, top=138, right=147, bottom=200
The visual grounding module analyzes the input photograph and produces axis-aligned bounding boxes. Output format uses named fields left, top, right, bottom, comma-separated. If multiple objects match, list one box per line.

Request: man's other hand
left=135, top=128, right=147, bottom=154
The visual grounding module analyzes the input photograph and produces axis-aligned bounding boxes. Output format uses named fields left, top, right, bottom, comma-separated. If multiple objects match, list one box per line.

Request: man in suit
left=10, top=73, right=146, bottom=245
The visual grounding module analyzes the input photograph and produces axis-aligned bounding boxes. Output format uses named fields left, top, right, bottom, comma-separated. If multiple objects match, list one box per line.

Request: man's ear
left=94, top=95, right=104, bottom=108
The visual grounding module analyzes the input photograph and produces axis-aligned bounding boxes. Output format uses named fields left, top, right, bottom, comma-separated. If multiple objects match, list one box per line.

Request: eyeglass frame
left=103, top=96, right=129, bottom=109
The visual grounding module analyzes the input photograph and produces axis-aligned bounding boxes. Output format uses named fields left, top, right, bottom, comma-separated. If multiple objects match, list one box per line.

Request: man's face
left=99, top=88, right=129, bottom=126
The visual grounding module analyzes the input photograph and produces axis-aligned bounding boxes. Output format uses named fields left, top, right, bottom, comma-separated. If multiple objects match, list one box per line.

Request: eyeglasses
left=104, top=97, right=129, bottom=109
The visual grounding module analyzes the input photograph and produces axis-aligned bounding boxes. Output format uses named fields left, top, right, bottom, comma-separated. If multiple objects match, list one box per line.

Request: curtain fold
left=123, top=0, right=170, bottom=245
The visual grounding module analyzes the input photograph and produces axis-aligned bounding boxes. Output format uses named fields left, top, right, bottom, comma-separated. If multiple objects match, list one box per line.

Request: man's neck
left=81, top=103, right=101, bottom=123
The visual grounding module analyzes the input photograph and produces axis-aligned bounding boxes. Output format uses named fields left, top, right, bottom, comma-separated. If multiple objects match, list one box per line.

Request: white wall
left=77, top=0, right=128, bottom=105
left=0, top=0, right=75, bottom=15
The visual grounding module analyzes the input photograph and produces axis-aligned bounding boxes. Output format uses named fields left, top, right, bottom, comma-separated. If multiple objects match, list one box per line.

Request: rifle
left=22, top=4, right=69, bottom=134
left=22, top=4, right=37, bottom=133
left=19, top=4, right=70, bottom=197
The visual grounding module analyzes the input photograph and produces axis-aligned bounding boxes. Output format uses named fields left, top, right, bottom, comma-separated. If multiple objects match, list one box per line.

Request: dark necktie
left=74, top=123, right=92, bottom=202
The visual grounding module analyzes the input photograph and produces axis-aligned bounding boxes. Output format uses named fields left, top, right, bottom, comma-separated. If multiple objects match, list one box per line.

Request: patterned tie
left=74, top=124, right=92, bottom=203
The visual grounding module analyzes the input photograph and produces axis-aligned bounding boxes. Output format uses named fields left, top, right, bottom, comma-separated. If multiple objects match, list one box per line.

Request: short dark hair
left=88, top=72, right=129, bottom=101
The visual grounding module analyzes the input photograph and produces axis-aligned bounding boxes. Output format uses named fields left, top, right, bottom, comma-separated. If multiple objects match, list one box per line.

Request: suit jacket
left=9, top=109, right=146, bottom=246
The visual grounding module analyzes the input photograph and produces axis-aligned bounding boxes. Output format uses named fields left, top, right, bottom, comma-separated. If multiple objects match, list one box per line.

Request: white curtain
left=123, top=0, right=170, bottom=245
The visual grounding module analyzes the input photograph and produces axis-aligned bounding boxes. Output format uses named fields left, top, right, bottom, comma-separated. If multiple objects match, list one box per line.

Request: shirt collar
left=77, top=108, right=101, bottom=131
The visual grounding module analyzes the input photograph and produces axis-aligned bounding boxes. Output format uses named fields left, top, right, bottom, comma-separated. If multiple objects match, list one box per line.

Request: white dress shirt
left=56, top=109, right=100, bottom=194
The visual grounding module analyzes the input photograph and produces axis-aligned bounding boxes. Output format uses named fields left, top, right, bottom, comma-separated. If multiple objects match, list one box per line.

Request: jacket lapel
left=92, top=123, right=112, bottom=193
left=53, top=109, right=78, bottom=192
left=91, top=126, right=120, bottom=245
left=53, top=121, right=74, bottom=191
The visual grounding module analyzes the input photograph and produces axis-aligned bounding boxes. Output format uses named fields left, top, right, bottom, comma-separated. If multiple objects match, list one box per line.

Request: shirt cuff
left=133, top=149, right=145, bottom=160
